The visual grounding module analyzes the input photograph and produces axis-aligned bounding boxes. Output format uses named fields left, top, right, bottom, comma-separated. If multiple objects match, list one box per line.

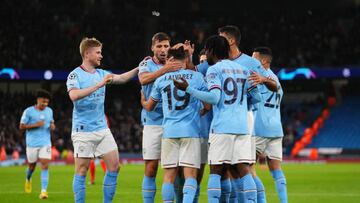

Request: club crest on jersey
left=39, top=114, right=45, bottom=120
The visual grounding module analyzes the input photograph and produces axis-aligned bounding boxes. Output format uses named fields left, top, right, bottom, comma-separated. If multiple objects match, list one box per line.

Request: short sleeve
left=196, top=61, right=210, bottom=76
left=20, top=109, right=29, bottom=124
left=66, top=71, right=80, bottom=92
left=138, top=60, right=151, bottom=75
left=196, top=73, right=208, bottom=91
left=150, top=79, right=161, bottom=101
left=206, top=66, right=221, bottom=91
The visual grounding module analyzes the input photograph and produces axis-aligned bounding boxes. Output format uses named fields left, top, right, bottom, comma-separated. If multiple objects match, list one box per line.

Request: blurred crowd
left=0, top=0, right=359, bottom=71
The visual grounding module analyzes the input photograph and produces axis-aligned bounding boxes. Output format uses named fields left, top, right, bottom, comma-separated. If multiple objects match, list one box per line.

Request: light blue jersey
left=139, top=58, right=164, bottom=126
left=20, top=106, right=53, bottom=147
left=206, top=59, right=261, bottom=135
left=150, top=69, right=207, bottom=138
left=253, top=69, right=284, bottom=137
left=66, top=66, right=110, bottom=132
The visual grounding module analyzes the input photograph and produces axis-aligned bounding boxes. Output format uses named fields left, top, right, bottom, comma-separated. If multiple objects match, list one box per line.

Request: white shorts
left=71, top=128, right=118, bottom=158
left=250, top=136, right=256, bottom=164
left=255, top=137, right=283, bottom=161
left=161, top=138, right=201, bottom=169
left=142, top=125, right=163, bottom=160
left=208, top=134, right=253, bottom=165
left=26, top=146, right=52, bottom=163
left=200, top=138, right=209, bottom=164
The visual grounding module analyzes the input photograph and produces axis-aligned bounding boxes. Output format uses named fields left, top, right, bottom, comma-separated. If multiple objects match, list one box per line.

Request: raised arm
left=112, top=67, right=139, bottom=84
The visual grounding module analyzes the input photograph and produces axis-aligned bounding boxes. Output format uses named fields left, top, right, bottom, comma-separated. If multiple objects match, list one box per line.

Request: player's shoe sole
left=39, top=191, right=48, bottom=199
left=24, top=179, right=32, bottom=193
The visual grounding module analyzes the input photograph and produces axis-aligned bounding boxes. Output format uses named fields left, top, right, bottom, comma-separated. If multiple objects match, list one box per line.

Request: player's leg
left=73, top=157, right=91, bottom=203
left=89, top=159, right=95, bottom=185
left=25, top=147, right=38, bottom=193
left=233, top=135, right=257, bottom=203
left=72, top=131, right=99, bottom=203
left=266, top=138, right=287, bottom=203
left=38, top=145, right=51, bottom=199
left=220, top=170, right=231, bottom=203
left=142, top=125, right=162, bottom=203
left=161, top=138, right=180, bottom=203
left=95, top=129, right=120, bottom=203
left=251, top=137, right=268, bottom=203
left=179, top=138, right=200, bottom=203
left=193, top=137, right=208, bottom=203
left=208, top=134, right=234, bottom=203
left=174, top=167, right=184, bottom=203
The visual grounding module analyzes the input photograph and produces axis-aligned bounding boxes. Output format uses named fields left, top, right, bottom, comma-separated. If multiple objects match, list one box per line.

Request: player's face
left=37, top=97, right=49, bottom=110
left=86, top=46, right=103, bottom=67
left=199, top=54, right=207, bottom=63
left=152, top=40, right=170, bottom=64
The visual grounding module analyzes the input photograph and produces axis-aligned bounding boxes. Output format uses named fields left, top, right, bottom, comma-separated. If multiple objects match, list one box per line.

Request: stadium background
left=0, top=0, right=359, bottom=202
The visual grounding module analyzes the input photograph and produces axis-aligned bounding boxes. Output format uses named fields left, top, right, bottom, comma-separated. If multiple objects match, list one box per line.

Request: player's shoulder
left=139, top=58, right=154, bottom=67
left=67, top=67, right=82, bottom=80
left=239, top=53, right=261, bottom=68
left=23, top=106, right=34, bottom=113
left=45, top=106, right=53, bottom=113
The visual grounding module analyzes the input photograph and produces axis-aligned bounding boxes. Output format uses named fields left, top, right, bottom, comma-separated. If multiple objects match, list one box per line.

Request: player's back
left=152, top=69, right=207, bottom=138
left=207, top=59, right=252, bottom=135
left=138, top=58, right=164, bottom=125
left=253, top=69, right=284, bottom=137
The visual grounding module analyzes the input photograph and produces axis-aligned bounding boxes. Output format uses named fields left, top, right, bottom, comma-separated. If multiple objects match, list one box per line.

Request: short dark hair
left=205, top=35, right=230, bottom=60
left=167, top=47, right=186, bottom=60
left=36, top=89, right=51, bottom=100
left=218, top=25, right=241, bottom=46
left=199, top=48, right=206, bottom=57
left=152, top=32, right=170, bottom=45
left=253, top=47, right=273, bottom=57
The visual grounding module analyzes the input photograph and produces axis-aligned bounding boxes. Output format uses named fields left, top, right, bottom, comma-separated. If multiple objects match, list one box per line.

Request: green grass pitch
left=0, top=163, right=359, bottom=203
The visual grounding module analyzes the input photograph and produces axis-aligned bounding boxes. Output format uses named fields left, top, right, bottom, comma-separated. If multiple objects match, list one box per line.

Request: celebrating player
left=66, top=37, right=138, bottom=203
left=251, top=47, right=287, bottom=203
left=20, top=89, right=55, bottom=199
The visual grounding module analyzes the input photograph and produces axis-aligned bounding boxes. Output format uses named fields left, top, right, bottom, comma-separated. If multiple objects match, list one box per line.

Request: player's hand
left=172, top=43, right=184, bottom=50
left=164, top=57, right=183, bottom=73
left=50, top=123, right=56, bottom=130
left=173, top=78, right=189, bottom=91
left=200, top=108, right=208, bottom=116
left=248, top=71, right=265, bottom=86
left=184, top=40, right=194, bottom=56
left=35, top=121, right=45, bottom=128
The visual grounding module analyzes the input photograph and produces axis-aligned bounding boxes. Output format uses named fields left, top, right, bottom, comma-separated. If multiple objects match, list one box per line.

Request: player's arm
left=68, top=74, right=112, bottom=101
left=50, top=122, right=56, bottom=131
left=140, top=91, right=157, bottom=111
left=248, top=70, right=278, bottom=91
left=173, top=78, right=221, bottom=105
left=139, top=58, right=183, bottom=85
left=19, top=121, right=44, bottom=130
left=111, top=67, right=139, bottom=84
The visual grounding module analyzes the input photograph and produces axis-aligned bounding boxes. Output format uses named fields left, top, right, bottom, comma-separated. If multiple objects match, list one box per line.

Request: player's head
left=79, top=37, right=103, bottom=67
left=167, top=46, right=186, bottom=61
left=35, top=89, right=51, bottom=110
left=252, top=47, right=273, bottom=68
left=151, top=32, right=171, bottom=64
left=218, top=25, right=241, bottom=47
left=204, top=35, right=230, bottom=65
left=199, top=48, right=206, bottom=63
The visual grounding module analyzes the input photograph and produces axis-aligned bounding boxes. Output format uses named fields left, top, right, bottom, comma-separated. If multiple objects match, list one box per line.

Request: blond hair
left=79, top=37, right=102, bottom=58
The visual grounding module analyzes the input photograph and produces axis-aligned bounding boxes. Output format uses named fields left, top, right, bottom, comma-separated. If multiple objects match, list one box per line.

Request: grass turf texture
left=0, top=163, right=359, bottom=203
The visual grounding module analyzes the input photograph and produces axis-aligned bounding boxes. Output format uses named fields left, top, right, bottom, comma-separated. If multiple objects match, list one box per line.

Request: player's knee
left=236, top=163, right=251, bottom=177
left=145, top=161, right=158, bottom=177
left=107, top=161, right=120, bottom=172
left=267, top=159, right=281, bottom=171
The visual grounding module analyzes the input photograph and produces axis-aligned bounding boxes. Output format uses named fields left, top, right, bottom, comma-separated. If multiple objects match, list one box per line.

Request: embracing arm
left=112, top=67, right=139, bottom=84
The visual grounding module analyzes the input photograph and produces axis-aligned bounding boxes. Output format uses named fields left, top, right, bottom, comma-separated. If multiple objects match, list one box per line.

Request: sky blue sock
left=207, top=174, right=221, bottom=203
left=253, top=176, right=266, bottom=203
left=242, top=174, right=257, bottom=203
left=26, top=168, right=34, bottom=181
left=162, top=183, right=175, bottom=202
left=271, top=170, right=288, bottom=203
left=183, top=177, right=197, bottom=203
left=234, top=177, right=244, bottom=202
left=142, top=176, right=156, bottom=203
left=103, top=171, right=118, bottom=203
left=193, top=185, right=200, bottom=203
left=229, top=180, right=238, bottom=203
left=41, top=169, right=49, bottom=191
left=73, top=174, right=86, bottom=203
left=174, top=175, right=184, bottom=203
left=220, top=179, right=231, bottom=203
